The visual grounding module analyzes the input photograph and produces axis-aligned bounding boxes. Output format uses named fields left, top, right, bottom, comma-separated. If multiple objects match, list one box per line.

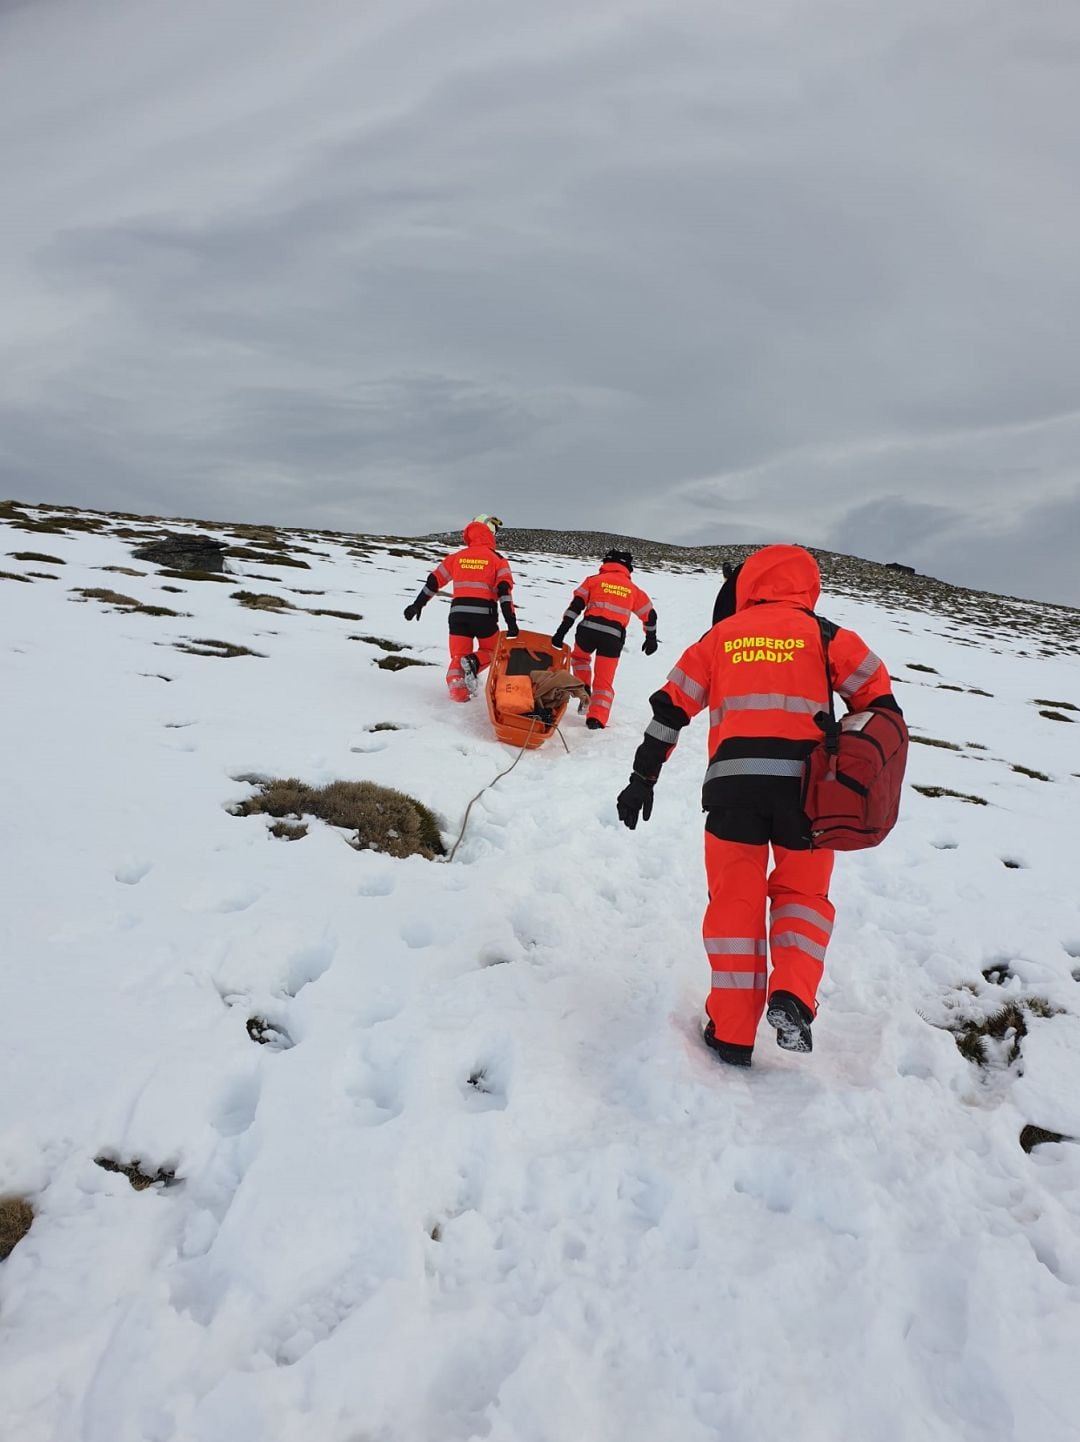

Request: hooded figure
left=616, top=544, right=901, bottom=1066
left=549, top=550, right=658, bottom=729
left=403, top=516, right=518, bottom=702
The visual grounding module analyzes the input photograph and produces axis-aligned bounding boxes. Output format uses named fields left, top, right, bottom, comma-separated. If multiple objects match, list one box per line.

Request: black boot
left=703, top=1020, right=753, bottom=1068
left=585, top=717, right=605, bottom=730
left=766, top=991, right=814, bottom=1053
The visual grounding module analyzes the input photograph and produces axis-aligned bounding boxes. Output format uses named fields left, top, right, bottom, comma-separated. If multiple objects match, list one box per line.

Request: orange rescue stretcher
left=485, top=628, right=573, bottom=749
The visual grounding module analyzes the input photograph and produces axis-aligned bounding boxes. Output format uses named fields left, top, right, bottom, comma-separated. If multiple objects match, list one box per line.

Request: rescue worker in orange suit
left=403, top=515, right=518, bottom=702
left=550, top=550, right=658, bottom=729
left=616, top=544, right=901, bottom=1066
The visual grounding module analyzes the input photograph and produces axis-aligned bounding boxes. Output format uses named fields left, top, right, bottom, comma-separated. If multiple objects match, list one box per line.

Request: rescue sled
left=485, top=628, right=573, bottom=749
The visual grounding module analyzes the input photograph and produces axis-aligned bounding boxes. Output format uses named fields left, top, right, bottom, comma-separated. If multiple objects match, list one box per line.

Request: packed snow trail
left=1, top=509, right=1079, bottom=1442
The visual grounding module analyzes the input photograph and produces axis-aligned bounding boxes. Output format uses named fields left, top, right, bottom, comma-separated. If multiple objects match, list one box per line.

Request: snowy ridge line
left=1, top=501, right=1080, bottom=1441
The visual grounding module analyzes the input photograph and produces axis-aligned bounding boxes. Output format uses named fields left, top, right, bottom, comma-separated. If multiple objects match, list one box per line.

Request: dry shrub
left=307, top=608, right=364, bottom=621
left=270, top=820, right=308, bottom=841
left=0, top=1196, right=34, bottom=1260
left=1019, top=1125, right=1069, bottom=1153
left=1033, top=698, right=1078, bottom=712
left=97, top=565, right=146, bottom=577
left=234, top=778, right=444, bottom=859
left=161, top=568, right=231, bottom=583
left=0, top=570, right=32, bottom=583
left=231, top=590, right=294, bottom=611
left=1039, top=710, right=1075, bottom=724
left=9, top=551, right=64, bottom=564
left=911, top=736, right=962, bottom=751
left=226, top=546, right=310, bottom=569
left=351, top=635, right=405, bottom=652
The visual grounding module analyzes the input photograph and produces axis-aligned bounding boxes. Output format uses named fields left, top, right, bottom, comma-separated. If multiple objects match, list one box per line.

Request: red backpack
left=802, top=618, right=909, bottom=850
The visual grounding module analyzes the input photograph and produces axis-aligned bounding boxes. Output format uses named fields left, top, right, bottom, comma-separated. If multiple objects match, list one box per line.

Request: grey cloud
left=2, top=0, right=1079, bottom=602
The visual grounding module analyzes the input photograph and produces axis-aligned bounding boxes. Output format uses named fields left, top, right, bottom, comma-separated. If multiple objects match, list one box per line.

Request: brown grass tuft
left=307, top=608, right=364, bottom=621
left=0, top=1196, right=34, bottom=1260
left=231, top=590, right=294, bottom=611
left=1019, top=1124, right=1070, bottom=1153
left=0, top=569, right=33, bottom=583
left=72, top=588, right=183, bottom=618
left=913, top=785, right=988, bottom=805
left=8, top=551, right=64, bottom=564
left=233, top=777, right=444, bottom=858
left=174, top=638, right=265, bottom=659
left=376, top=655, right=433, bottom=671
left=94, top=1156, right=177, bottom=1190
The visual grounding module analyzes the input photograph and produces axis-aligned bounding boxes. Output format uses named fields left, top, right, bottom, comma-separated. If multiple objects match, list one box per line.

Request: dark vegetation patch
left=231, top=778, right=444, bottom=859
left=351, top=635, right=406, bottom=652
left=0, top=569, right=33, bottom=582
left=369, top=722, right=402, bottom=732
left=307, top=608, right=364, bottom=621
left=1019, top=1124, right=1070, bottom=1153
left=906, top=663, right=939, bottom=674
left=936, top=684, right=964, bottom=693
left=27, top=571, right=59, bottom=580
left=0, top=1196, right=34, bottom=1260
left=73, top=588, right=183, bottom=618
left=910, top=735, right=962, bottom=751
left=231, top=590, right=294, bottom=611
left=246, top=1016, right=294, bottom=1049
left=967, top=687, right=993, bottom=697
left=94, top=1156, right=178, bottom=1190
left=269, top=820, right=308, bottom=840
left=97, top=565, right=146, bottom=577
left=982, top=961, right=1015, bottom=984
left=1033, top=698, right=1079, bottom=712
left=174, top=638, right=265, bottom=659
left=913, top=785, right=988, bottom=805
left=967, top=741, right=988, bottom=750
left=160, top=585, right=185, bottom=593
left=9, top=551, right=64, bottom=564
left=1039, top=710, right=1075, bottom=724
left=949, top=1003, right=1030, bottom=1067
left=1001, top=858, right=1026, bottom=870
left=376, top=655, right=433, bottom=671
left=161, top=568, right=232, bottom=583
left=1012, top=764, right=1051, bottom=782
left=466, top=1067, right=495, bottom=1095
left=226, top=546, right=309, bottom=569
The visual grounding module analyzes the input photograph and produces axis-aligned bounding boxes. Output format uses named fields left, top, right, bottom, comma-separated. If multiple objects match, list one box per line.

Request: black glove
left=642, top=634, right=658, bottom=655
left=551, top=627, right=568, bottom=648
left=617, top=774, right=655, bottom=830
left=403, top=599, right=425, bottom=621
left=501, top=601, right=519, bottom=638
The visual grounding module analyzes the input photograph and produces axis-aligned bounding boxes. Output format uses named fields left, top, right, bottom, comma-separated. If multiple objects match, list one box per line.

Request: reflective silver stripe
left=770, top=931, right=828, bottom=962
left=450, top=602, right=497, bottom=614
left=710, top=970, right=767, bottom=990
left=582, top=620, right=625, bottom=639
left=574, top=586, right=589, bottom=600
left=634, top=605, right=652, bottom=619
left=423, top=582, right=438, bottom=595
left=590, top=604, right=632, bottom=619
left=837, top=649, right=882, bottom=699
left=646, top=720, right=680, bottom=744
left=592, top=687, right=614, bottom=701
left=455, top=582, right=496, bottom=593
left=704, top=757, right=805, bottom=781
left=704, top=938, right=767, bottom=955
left=771, top=904, right=833, bottom=936
left=435, top=565, right=451, bottom=584
left=668, top=667, right=707, bottom=705
left=562, top=607, right=579, bottom=622
left=719, top=694, right=826, bottom=717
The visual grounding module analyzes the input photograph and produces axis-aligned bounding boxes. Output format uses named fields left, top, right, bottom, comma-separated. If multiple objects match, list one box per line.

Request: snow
left=2, top=511, right=1080, bottom=1442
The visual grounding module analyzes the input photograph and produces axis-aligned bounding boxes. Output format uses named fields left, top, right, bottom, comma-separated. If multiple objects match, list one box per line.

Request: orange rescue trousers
left=570, top=646, right=619, bottom=725
left=446, top=633, right=497, bottom=701
left=703, top=833, right=835, bottom=1048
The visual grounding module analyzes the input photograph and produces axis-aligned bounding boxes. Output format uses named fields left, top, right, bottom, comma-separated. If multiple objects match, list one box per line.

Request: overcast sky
left=2, top=0, right=1079, bottom=604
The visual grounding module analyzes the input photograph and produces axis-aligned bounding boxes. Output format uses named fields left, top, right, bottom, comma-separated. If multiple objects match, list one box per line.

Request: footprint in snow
left=462, top=1063, right=508, bottom=1112
left=346, top=1061, right=403, bottom=1127
left=213, top=1068, right=262, bottom=1138
left=281, top=936, right=336, bottom=995
left=114, top=859, right=153, bottom=886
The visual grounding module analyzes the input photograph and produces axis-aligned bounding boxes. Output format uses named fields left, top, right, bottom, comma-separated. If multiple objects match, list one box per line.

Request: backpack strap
left=812, top=613, right=840, bottom=754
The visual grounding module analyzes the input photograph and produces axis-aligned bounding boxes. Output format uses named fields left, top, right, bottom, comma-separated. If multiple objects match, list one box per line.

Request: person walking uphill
left=403, top=515, right=518, bottom=702
left=550, top=550, right=658, bottom=729
left=616, top=544, right=901, bottom=1067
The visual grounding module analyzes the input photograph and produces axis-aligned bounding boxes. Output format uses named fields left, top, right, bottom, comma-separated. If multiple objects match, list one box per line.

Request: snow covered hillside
left=2, top=502, right=1080, bottom=1442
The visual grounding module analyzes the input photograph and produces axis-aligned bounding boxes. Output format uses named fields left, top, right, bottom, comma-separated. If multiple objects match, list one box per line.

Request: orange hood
left=462, top=520, right=498, bottom=548
left=736, top=544, right=820, bottom=612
